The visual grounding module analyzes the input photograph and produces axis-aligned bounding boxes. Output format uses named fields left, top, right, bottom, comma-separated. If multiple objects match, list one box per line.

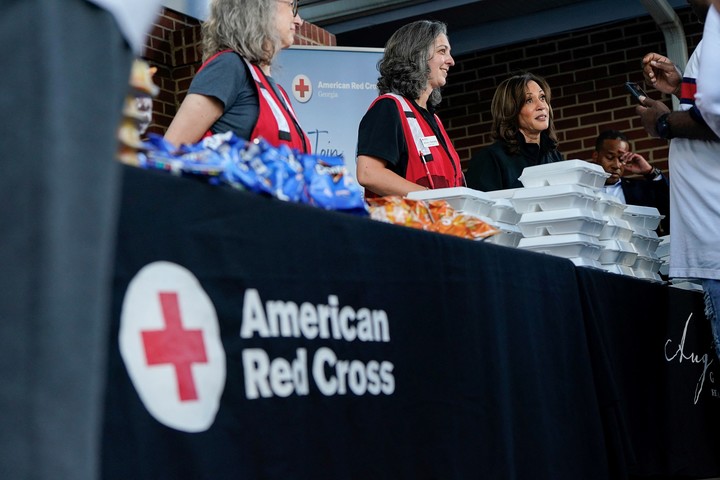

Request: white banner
left=274, top=46, right=384, bottom=179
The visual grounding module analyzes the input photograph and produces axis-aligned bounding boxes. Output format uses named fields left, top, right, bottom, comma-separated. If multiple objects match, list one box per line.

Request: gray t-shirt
left=188, top=52, right=259, bottom=141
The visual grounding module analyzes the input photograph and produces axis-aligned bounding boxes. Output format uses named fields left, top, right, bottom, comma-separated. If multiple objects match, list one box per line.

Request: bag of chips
left=300, top=154, right=367, bottom=215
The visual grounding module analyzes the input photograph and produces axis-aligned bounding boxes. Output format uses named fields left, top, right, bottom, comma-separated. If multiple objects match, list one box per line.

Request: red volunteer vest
left=198, top=50, right=311, bottom=153
left=366, top=94, right=462, bottom=197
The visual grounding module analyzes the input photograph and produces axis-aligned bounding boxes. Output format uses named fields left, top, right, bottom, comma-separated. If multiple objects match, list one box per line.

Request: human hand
left=635, top=96, right=671, bottom=138
left=641, top=52, right=682, bottom=96
left=619, top=150, right=652, bottom=175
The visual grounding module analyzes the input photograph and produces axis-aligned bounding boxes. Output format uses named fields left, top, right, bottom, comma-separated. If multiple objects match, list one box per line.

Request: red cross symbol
left=295, top=78, right=310, bottom=98
left=142, top=292, right=208, bottom=402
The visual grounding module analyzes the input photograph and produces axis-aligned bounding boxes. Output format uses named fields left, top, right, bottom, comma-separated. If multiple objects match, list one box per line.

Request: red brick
left=138, top=4, right=691, bottom=168
left=579, top=112, right=612, bottom=126
left=561, top=140, right=584, bottom=152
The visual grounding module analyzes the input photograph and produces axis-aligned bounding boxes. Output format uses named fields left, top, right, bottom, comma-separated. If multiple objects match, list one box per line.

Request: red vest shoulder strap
left=371, top=93, right=462, bottom=190
left=196, top=49, right=234, bottom=74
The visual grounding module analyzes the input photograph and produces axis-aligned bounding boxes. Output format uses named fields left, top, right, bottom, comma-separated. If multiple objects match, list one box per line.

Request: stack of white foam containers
left=509, top=162, right=667, bottom=282
left=621, top=205, right=663, bottom=281
left=593, top=192, right=636, bottom=276
left=405, top=185, right=495, bottom=218
left=406, top=186, right=524, bottom=247
left=506, top=161, right=666, bottom=282
left=482, top=189, right=524, bottom=248
left=510, top=160, right=609, bottom=268
left=404, top=162, right=665, bottom=282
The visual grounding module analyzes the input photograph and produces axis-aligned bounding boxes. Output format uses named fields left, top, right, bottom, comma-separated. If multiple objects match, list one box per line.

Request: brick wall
left=141, top=7, right=701, bottom=176
left=141, top=7, right=336, bottom=136
left=443, top=7, right=703, bottom=174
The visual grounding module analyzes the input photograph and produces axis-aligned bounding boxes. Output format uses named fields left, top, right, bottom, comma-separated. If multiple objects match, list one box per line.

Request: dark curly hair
left=377, top=20, right=448, bottom=107
left=491, top=72, right=558, bottom=155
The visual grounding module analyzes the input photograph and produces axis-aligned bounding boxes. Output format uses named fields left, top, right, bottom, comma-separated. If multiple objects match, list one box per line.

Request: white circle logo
left=292, top=74, right=313, bottom=103
left=119, top=261, right=226, bottom=433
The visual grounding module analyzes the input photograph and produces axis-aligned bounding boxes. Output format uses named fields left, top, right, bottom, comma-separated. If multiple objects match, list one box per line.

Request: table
left=103, top=166, right=720, bottom=479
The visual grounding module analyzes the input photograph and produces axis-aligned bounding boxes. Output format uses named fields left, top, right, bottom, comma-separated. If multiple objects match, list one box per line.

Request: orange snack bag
left=368, top=196, right=499, bottom=241
left=367, top=196, right=432, bottom=230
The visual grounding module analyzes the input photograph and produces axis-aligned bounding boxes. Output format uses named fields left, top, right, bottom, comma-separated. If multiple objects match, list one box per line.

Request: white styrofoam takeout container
left=518, top=207, right=605, bottom=238
left=595, top=192, right=627, bottom=218
left=600, top=263, right=636, bottom=277
left=489, top=198, right=522, bottom=225
left=598, top=239, right=638, bottom=266
left=569, top=257, right=603, bottom=269
left=518, top=233, right=602, bottom=260
left=670, top=279, right=704, bottom=291
left=656, top=235, right=671, bottom=258
left=629, top=226, right=661, bottom=257
left=659, top=262, right=669, bottom=276
left=510, top=184, right=597, bottom=214
left=518, top=159, right=610, bottom=190
left=485, top=188, right=524, bottom=199
left=632, top=254, right=663, bottom=274
left=631, top=268, right=664, bottom=283
left=480, top=217, right=523, bottom=248
left=598, top=216, right=634, bottom=242
left=622, top=204, right=663, bottom=231
left=407, top=186, right=495, bottom=218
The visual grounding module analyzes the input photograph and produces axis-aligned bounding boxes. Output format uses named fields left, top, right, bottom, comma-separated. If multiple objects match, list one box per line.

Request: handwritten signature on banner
left=664, top=313, right=717, bottom=404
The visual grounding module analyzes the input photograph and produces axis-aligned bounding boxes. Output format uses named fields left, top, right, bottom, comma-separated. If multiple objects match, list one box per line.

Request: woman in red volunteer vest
left=356, top=20, right=464, bottom=197
left=164, top=0, right=310, bottom=153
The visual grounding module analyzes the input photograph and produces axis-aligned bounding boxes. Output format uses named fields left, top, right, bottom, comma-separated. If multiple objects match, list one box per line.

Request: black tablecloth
left=576, top=267, right=720, bottom=478
left=103, top=166, right=720, bottom=479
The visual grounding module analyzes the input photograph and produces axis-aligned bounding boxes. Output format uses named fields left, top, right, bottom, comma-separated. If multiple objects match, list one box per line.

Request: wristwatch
left=644, top=167, right=662, bottom=180
left=656, top=113, right=672, bottom=139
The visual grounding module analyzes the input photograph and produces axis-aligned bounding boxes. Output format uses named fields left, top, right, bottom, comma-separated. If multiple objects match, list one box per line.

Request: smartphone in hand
left=625, top=82, right=648, bottom=103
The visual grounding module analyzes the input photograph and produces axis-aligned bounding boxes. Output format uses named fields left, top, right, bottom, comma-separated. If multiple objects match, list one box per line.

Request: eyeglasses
left=276, top=0, right=299, bottom=16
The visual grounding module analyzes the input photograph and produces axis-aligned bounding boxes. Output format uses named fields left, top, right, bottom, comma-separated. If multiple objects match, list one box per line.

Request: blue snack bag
left=274, top=144, right=304, bottom=202
left=224, top=139, right=265, bottom=192
left=142, top=132, right=238, bottom=183
left=239, top=138, right=304, bottom=202
left=178, top=132, right=240, bottom=180
left=300, top=154, right=368, bottom=215
left=246, top=138, right=285, bottom=196
left=142, top=133, right=182, bottom=172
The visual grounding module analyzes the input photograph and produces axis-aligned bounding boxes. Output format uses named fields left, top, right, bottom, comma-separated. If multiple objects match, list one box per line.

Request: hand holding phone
left=625, top=82, right=648, bottom=104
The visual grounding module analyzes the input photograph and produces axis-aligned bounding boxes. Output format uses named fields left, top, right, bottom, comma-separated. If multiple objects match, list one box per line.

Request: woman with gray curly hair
left=164, top=0, right=310, bottom=153
left=464, top=72, right=563, bottom=191
left=356, top=20, right=463, bottom=197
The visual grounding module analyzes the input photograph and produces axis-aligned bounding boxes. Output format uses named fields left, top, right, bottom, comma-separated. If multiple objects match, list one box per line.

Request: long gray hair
left=377, top=20, right=448, bottom=107
left=201, top=0, right=280, bottom=65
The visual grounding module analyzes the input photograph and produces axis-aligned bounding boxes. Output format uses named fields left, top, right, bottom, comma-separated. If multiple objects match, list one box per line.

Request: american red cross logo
left=142, top=292, right=208, bottom=402
left=295, top=78, right=310, bottom=98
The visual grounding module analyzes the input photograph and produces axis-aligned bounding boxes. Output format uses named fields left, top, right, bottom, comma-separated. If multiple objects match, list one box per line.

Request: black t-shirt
left=356, top=97, right=451, bottom=178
